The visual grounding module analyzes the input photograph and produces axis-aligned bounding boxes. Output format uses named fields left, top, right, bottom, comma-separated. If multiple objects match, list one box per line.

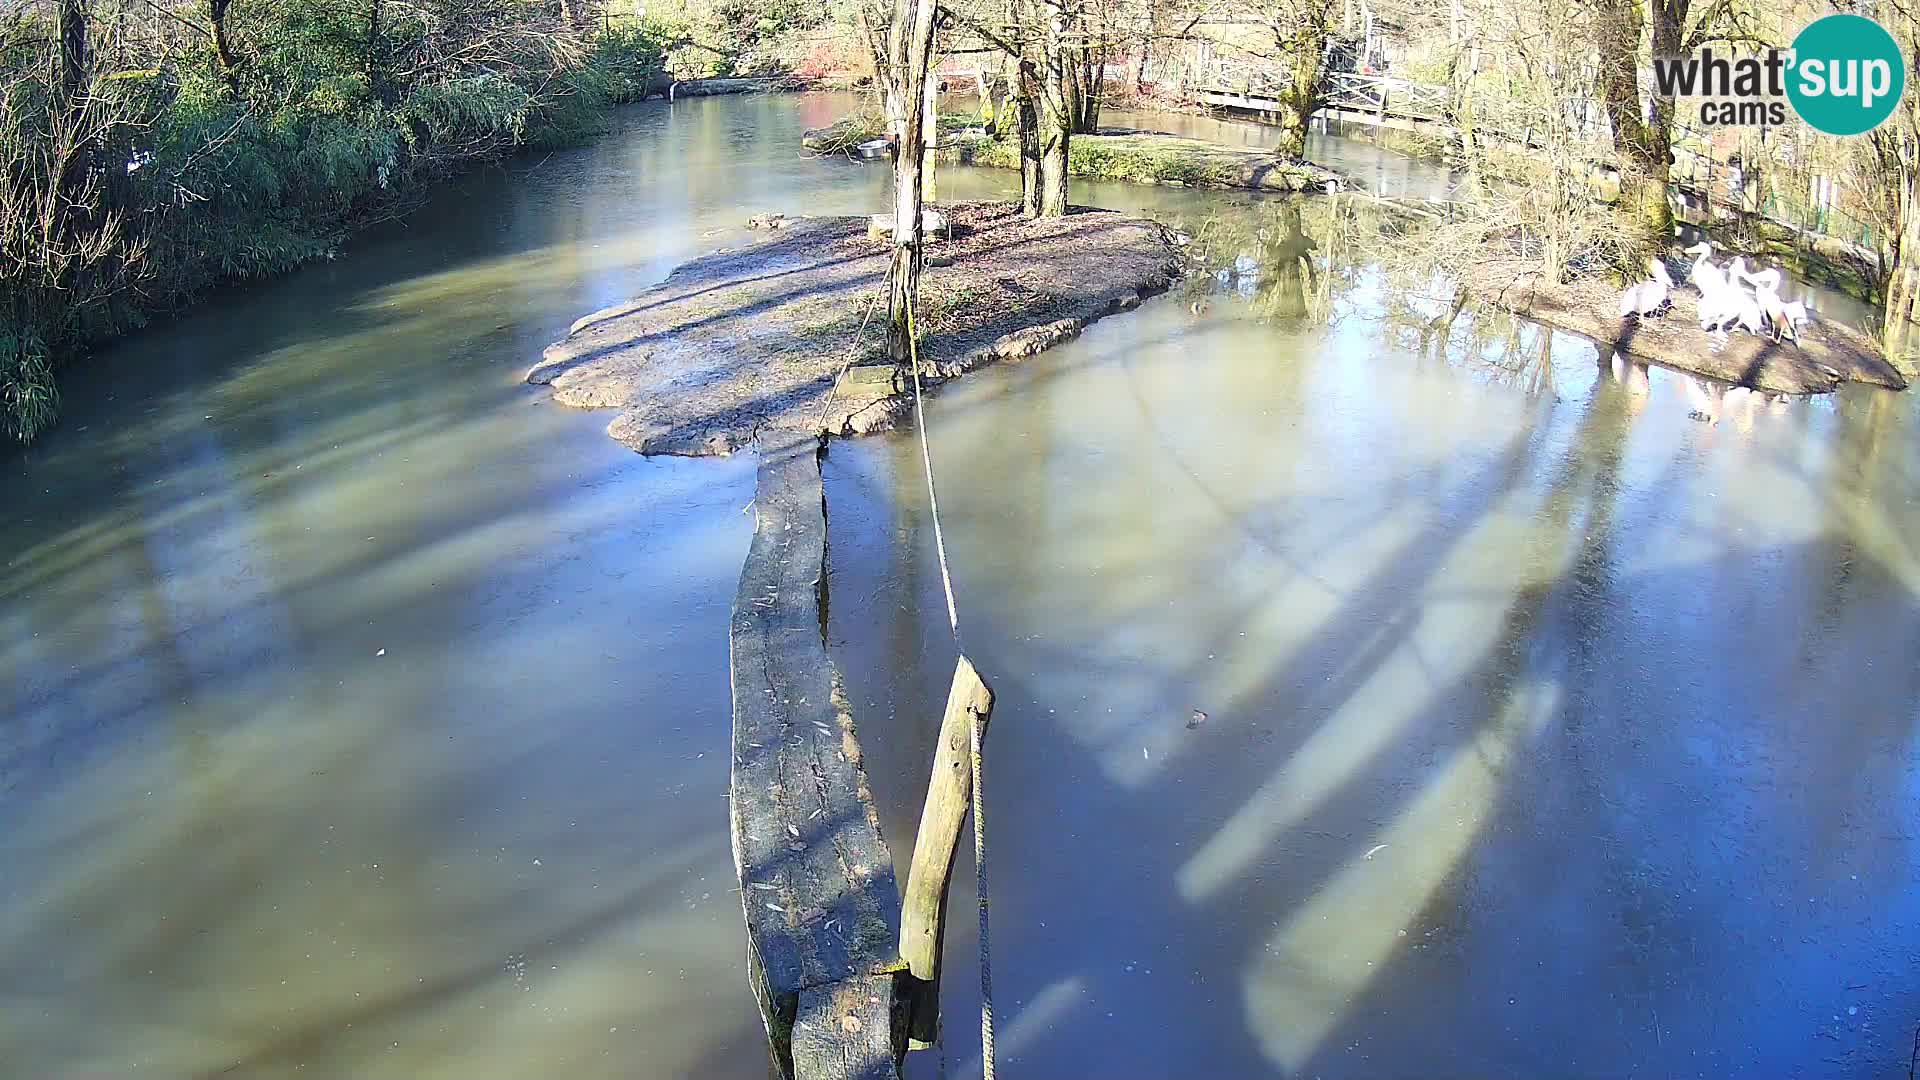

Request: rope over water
left=904, top=292, right=994, bottom=1080
left=903, top=296, right=961, bottom=636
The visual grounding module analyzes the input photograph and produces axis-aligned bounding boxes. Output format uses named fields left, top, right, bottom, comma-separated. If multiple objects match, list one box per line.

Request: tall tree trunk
left=884, top=0, right=939, bottom=363
left=1593, top=0, right=1681, bottom=261
left=1037, top=109, right=1069, bottom=215
left=921, top=72, right=938, bottom=202
left=55, top=0, right=91, bottom=238
left=208, top=0, right=241, bottom=93
left=1886, top=166, right=1919, bottom=358
left=1068, top=51, right=1102, bottom=133
left=1274, top=1, right=1334, bottom=161
left=58, top=0, right=87, bottom=101
left=1015, top=58, right=1042, bottom=215
left=1035, top=0, right=1072, bottom=217
left=366, top=0, right=385, bottom=102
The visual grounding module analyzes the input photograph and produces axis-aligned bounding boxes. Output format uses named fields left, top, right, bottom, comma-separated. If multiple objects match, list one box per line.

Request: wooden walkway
left=729, top=433, right=905, bottom=1080
left=1196, top=67, right=1454, bottom=135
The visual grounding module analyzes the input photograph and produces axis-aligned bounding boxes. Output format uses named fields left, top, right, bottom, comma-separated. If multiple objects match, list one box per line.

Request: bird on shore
left=1752, top=280, right=1798, bottom=342
left=1777, top=299, right=1812, bottom=337
left=1683, top=241, right=1728, bottom=295
left=1686, top=242, right=1766, bottom=337
left=1618, top=257, right=1673, bottom=318
left=1738, top=259, right=1784, bottom=294
left=1704, top=286, right=1766, bottom=337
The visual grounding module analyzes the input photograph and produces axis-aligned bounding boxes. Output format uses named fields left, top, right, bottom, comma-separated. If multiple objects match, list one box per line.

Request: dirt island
left=527, top=201, right=1186, bottom=455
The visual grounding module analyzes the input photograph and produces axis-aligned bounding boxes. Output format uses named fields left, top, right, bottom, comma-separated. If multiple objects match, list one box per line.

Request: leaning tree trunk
left=884, top=0, right=939, bottom=363
left=1274, top=1, right=1335, bottom=161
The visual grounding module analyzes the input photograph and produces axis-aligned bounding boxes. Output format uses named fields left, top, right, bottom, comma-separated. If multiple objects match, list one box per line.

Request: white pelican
left=1752, top=281, right=1797, bottom=342
left=1618, top=257, right=1673, bottom=318
left=1740, top=261, right=1784, bottom=294
left=1683, top=241, right=1727, bottom=294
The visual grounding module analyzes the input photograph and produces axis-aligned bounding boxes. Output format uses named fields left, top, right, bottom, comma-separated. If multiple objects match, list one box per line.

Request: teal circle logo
left=1787, top=14, right=1906, bottom=135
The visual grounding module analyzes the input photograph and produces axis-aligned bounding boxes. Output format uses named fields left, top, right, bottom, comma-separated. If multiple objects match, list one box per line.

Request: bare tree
left=945, top=0, right=1073, bottom=215
left=1266, top=0, right=1337, bottom=160
left=876, top=0, right=939, bottom=360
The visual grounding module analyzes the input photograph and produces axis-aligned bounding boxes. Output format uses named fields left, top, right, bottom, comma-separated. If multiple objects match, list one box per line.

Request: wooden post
left=898, top=655, right=993, bottom=1047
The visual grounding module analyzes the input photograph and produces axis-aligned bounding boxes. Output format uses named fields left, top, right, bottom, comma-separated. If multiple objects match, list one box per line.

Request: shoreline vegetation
left=526, top=202, right=1183, bottom=455
left=0, top=0, right=896, bottom=445
left=803, top=113, right=1346, bottom=192
left=10, top=0, right=1915, bottom=446
left=804, top=108, right=1907, bottom=395
left=1, top=5, right=697, bottom=443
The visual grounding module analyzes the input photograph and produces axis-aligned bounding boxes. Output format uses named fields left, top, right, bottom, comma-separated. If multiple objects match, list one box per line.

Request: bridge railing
left=1192, top=59, right=1453, bottom=126
left=1321, top=71, right=1449, bottom=121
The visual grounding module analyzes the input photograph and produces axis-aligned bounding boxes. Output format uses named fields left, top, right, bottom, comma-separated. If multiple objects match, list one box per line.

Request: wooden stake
left=898, top=655, right=993, bottom=1046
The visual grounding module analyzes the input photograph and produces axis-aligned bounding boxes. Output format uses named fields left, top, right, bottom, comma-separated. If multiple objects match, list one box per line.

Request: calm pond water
left=4, top=92, right=1917, bottom=1078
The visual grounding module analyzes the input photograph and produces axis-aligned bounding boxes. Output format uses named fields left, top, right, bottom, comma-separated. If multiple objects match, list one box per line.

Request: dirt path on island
left=527, top=202, right=1184, bottom=456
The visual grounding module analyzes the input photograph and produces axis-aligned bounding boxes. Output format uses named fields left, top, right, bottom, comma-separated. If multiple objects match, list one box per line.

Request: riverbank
left=526, top=201, right=1185, bottom=455
left=1462, top=258, right=1908, bottom=394
left=803, top=116, right=1345, bottom=193
left=1, top=16, right=682, bottom=445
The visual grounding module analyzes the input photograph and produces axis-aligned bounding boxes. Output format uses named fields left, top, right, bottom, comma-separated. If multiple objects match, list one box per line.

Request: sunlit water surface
left=4, top=92, right=1917, bottom=1079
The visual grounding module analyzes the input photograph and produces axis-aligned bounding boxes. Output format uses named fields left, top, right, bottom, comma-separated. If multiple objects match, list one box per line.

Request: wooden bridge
left=1195, top=63, right=1455, bottom=135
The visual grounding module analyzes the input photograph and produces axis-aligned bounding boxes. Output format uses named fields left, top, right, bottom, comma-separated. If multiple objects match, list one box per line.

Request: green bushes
left=595, top=21, right=681, bottom=102
left=0, top=2, right=678, bottom=443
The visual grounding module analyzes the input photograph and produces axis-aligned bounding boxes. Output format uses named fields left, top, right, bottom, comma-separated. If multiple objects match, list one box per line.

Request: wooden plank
left=730, top=432, right=905, bottom=1080
left=793, top=977, right=902, bottom=1080
left=897, top=656, right=994, bottom=1045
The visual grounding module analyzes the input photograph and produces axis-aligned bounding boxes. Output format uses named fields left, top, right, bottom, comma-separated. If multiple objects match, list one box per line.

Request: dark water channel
left=4, top=92, right=1917, bottom=1078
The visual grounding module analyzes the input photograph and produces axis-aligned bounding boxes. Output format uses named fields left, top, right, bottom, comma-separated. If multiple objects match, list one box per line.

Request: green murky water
left=5, top=92, right=1918, bottom=1079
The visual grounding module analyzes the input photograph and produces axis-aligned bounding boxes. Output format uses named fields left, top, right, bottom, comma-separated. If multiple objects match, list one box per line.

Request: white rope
left=971, top=699, right=995, bottom=1080
left=904, top=297, right=961, bottom=636
left=903, top=292, right=992, bottom=1080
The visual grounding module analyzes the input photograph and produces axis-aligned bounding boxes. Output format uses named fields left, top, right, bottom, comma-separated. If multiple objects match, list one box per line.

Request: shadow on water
left=5, top=88, right=1915, bottom=1079
left=825, top=207, right=1920, bottom=1078
left=0, top=93, right=916, bottom=1078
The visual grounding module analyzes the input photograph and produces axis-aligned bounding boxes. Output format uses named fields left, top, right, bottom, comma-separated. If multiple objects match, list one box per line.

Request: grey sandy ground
left=527, top=201, right=1184, bottom=456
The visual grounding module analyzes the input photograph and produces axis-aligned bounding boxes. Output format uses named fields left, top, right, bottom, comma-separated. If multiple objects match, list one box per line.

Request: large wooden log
left=898, top=656, right=993, bottom=1045
left=729, top=433, right=905, bottom=1080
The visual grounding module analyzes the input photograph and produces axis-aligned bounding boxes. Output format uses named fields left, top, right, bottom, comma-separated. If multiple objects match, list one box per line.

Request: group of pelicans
left=1618, top=241, right=1813, bottom=343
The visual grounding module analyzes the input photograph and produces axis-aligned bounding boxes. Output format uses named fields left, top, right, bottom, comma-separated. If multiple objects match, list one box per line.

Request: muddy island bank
left=527, top=201, right=1185, bottom=455
left=1460, top=258, right=1909, bottom=395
